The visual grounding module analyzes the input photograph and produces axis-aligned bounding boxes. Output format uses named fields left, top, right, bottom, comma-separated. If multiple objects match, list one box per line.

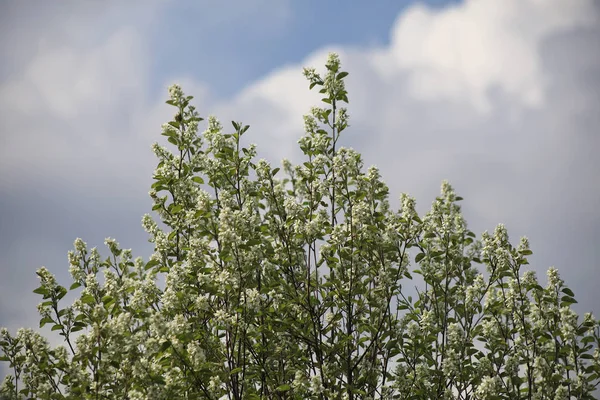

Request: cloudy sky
left=0, top=0, right=599, bottom=350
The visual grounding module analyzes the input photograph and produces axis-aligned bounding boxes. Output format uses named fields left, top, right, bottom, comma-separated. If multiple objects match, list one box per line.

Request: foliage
left=1, top=53, right=599, bottom=400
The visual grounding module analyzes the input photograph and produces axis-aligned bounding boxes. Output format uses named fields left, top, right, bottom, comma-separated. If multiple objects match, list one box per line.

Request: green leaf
left=160, top=340, right=171, bottom=352
left=560, top=296, right=577, bottom=305
left=337, top=71, right=349, bottom=79
left=415, top=253, right=426, bottom=263
left=81, top=294, right=95, bottom=305
left=275, top=384, right=291, bottom=392
left=561, top=288, right=575, bottom=297
left=56, top=286, right=68, bottom=300
left=33, top=287, right=49, bottom=296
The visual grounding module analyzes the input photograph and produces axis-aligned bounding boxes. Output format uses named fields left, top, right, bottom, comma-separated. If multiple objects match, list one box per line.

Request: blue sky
left=0, top=0, right=599, bottom=360
left=146, top=0, right=460, bottom=98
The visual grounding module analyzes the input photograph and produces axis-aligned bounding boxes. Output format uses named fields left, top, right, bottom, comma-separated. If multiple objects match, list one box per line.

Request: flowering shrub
left=1, top=53, right=599, bottom=400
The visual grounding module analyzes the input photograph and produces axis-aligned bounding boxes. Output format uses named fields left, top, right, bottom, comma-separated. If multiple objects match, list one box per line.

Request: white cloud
left=0, top=27, right=151, bottom=193
left=387, top=0, right=599, bottom=111
left=0, top=0, right=291, bottom=192
left=3, top=28, right=144, bottom=120
left=212, top=0, right=600, bottom=218
left=206, top=0, right=600, bottom=309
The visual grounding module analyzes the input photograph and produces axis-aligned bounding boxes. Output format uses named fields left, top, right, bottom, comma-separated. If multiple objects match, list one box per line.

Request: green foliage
left=1, top=53, right=599, bottom=400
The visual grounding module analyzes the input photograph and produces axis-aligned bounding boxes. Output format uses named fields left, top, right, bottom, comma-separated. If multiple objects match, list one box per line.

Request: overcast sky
left=0, top=0, right=599, bottom=356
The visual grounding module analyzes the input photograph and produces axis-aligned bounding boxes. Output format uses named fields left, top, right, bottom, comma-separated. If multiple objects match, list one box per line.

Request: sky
left=0, top=0, right=599, bottom=359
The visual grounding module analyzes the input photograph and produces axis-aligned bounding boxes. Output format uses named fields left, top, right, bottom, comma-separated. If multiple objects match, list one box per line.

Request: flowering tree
left=1, top=53, right=599, bottom=400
